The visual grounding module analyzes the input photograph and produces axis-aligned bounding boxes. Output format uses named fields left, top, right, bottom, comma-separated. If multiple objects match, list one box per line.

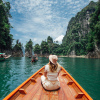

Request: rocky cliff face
left=0, top=49, right=23, bottom=57
left=87, top=44, right=100, bottom=58
left=25, top=49, right=32, bottom=57
left=12, top=51, right=23, bottom=57
left=12, top=40, right=23, bottom=57
left=62, top=1, right=97, bottom=56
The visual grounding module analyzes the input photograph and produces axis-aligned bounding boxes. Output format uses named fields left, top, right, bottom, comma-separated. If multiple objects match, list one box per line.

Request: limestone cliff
left=62, top=1, right=97, bottom=56
left=12, top=40, right=23, bottom=57
left=25, top=39, right=33, bottom=57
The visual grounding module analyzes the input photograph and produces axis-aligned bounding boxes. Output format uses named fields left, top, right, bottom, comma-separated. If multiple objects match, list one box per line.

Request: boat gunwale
left=61, top=66, right=93, bottom=100
left=3, top=66, right=45, bottom=100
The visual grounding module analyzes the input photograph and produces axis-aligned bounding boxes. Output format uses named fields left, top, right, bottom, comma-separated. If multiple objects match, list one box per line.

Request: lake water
left=0, top=57, right=100, bottom=100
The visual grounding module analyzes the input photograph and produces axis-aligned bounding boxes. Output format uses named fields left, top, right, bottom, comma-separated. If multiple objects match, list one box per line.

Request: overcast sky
left=5, top=0, right=98, bottom=46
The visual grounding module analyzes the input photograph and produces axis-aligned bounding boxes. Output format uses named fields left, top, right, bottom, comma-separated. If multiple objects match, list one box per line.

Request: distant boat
left=31, top=57, right=38, bottom=62
left=31, top=54, right=38, bottom=62
left=0, top=53, right=11, bottom=61
left=3, top=66, right=93, bottom=100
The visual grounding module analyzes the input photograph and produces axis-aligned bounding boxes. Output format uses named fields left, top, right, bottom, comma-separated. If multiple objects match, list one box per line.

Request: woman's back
left=45, top=64, right=60, bottom=81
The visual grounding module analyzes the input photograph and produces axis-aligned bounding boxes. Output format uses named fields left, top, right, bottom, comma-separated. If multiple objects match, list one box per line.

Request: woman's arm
left=44, top=71, right=48, bottom=79
left=44, top=71, right=47, bottom=77
left=58, top=68, right=61, bottom=76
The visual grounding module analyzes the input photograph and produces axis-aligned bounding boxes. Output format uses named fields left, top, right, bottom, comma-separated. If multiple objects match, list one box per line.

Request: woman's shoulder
left=57, top=63, right=61, bottom=71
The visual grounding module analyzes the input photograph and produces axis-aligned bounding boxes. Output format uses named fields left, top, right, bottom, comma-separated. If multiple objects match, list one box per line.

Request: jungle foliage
left=33, top=36, right=63, bottom=55
left=62, top=1, right=99, bottom=55
left=87, top=1, right=100, bottom=52
left=0, top=0, right=13, bottom=52
left=25, top=39, right=33, bottom=52
left=13, top=40, right=22, bottom=51
left=34, top=44, right=41, bottom=54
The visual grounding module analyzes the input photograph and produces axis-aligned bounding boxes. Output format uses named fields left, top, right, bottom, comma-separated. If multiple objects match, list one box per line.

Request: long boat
left=3, top=66, right=93, bottom=100
left=0, top=53, right=11, bottom=61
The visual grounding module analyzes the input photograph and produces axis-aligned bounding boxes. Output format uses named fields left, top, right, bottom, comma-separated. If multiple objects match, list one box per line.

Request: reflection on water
left=0, top=57, right=100, bottom=100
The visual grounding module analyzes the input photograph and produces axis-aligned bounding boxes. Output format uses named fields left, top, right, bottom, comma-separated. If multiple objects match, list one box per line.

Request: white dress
left=41, top=64, right=61, bottom=90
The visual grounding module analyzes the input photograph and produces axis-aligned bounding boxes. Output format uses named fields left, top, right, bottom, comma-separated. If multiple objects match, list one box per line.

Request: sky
left=5, top=0, right=98, bottom=46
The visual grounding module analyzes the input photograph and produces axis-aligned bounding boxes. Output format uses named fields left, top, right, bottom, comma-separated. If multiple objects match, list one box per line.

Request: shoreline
left=58, top=55, right=87, bottom=58
left=39, top=55, right=88, bottom=58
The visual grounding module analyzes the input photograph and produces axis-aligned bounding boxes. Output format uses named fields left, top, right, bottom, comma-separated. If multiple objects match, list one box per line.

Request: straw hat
left=49, top=55, right=58, bottom=65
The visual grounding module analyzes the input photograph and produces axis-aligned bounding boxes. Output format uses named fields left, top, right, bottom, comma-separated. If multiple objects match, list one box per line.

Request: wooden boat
left=0, top=53, right=11, bottom=61
left=4, top=55, right=11, bottom=59
left=31, top=57, right=38, bottom=62
left=3, top=66, right=93, bottom=100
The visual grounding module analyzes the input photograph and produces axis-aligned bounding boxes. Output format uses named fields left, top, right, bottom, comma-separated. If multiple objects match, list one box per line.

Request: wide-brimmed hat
left=49, top=55, right=58, bottom=65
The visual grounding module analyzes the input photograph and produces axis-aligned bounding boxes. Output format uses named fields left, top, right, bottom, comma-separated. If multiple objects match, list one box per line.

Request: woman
left=41, top=55, right=61, bottom=90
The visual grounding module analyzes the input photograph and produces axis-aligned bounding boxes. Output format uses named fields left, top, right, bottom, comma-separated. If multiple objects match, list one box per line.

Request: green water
left=0, top=57, right=100, bottom=100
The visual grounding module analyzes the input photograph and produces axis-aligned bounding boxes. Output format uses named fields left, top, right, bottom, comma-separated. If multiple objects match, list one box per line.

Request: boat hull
left=3, top=66, right=93, bottom=100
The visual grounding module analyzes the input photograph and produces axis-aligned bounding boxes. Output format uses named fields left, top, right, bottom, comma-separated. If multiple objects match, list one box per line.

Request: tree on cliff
left=62, top=1, right=97, bottom=55
left=87, top=0, right=100, bottom=52
left=13, top=40, right=22, bottom=51
left=0, top=0, right=13, bottom=52
left=25, top=39, right=33, bottom=51
left=47, top=36, right=53, bottom=44
left=12, top=40, right=23, bottom=57
left=25, top=39, right=33, bottom=56
left=34, top=44, right=41, bottom=54
left=47, top=36, right=53, bottom=53
left=41, top=41, right=49, bottom=55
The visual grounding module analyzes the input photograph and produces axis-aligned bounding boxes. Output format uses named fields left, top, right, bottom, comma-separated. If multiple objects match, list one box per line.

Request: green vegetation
left=34, top=44, right=41, bottom=54
left=62, top=1, right=98, bottom=56
left=41, top=40, right=49, bottom=55
left=0, top=0, right=13, bottom=52
left=25, top=39, right=33, bottom=52
left=87, top=1, right=100, bottom=52
left=33, top=36, right=63, bottom=55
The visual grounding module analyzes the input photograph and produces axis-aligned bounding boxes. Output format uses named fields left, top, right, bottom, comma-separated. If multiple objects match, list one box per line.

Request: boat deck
left=3, top=66, right=92, bottom=100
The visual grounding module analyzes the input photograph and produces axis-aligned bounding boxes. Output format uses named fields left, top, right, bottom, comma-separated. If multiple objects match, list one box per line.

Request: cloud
left=54, top=35, right=64, bottom=44
left=15, top=34, right=18, bottom=36
left=66, top=0, right=72, bottom=2
left=89, top=0, right=98, bottom=2
left=74, top=1, right=80, bottom=4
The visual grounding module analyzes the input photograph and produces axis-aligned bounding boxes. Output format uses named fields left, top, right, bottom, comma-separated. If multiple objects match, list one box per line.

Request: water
left=0, top=57, right=100, bottom=100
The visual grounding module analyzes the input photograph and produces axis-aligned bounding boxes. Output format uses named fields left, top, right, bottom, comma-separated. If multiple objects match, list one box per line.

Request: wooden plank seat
left=62, top=73, right=74, bottom=85
left=72, top=83, right=84, bottom=99
left=39, top=72, right=43, bottom=75
left=19, top=88, right=27, bottom=94
left=67, top=80, right=74, bottom=85
left=31, top=78, right=37, bottom=82
left=62, top=73, right=67, bottom=76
